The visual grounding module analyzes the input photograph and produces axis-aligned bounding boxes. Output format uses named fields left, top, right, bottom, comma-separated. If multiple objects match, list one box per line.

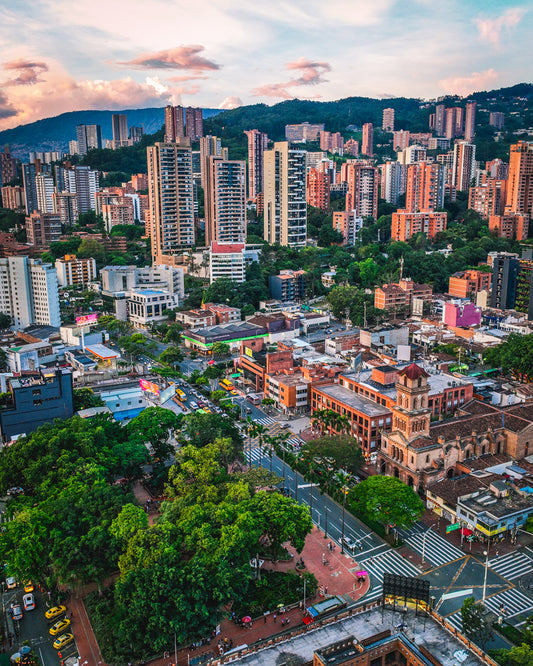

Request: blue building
left=0, top=369, right=74, bottom=442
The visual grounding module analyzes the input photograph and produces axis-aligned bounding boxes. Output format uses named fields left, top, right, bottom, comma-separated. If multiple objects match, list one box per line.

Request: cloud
left=0, top=75, right=199, bottom=129
left=218, top=96, right=242, bottom=110
left=252, top=57, right=331, bottom=99
left=473, top=8, right=526, bottom=47
left=118, top=45, right=219, bottom=72
left=2, top=58, right=49, bottom=86
left=0, top=90, right=18, bottom=119
left=438, top=69, right=499, bottom=96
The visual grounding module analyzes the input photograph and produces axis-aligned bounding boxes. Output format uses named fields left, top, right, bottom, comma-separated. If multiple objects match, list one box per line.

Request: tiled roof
left=399, top=363, right=429, bottom=380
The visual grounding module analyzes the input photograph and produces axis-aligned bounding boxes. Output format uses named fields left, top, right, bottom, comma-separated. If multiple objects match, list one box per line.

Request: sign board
left=139, top=379, right=160, bottom=396
left=446, top=523, right=461, bottom=533
left=245, top=346, right=253, bottom=358
left=76, top=313, right=98, bottom=326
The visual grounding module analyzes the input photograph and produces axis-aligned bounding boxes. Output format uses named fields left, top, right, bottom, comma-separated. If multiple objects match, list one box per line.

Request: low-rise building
left=128, top=289, right=175, bottom=329
left=324, top=330, right=360, bottom=356
left=359, top=324, right=409, bottom=351
left=6, top=341, right=55, bottom=373
left=332, top=210, right=363, bottom=246
left=448, top=270, right=491, bottom=298
left=246, top=312, right=300, bottom=344
left=374, top=278, right=432, bottom=311
left=489, top=213, right=528, bottom=240
left=183, top=321, right=268, bottom=354
left=443, top=302, right=481, bottom=328
left=391, top=209, right=447, bottom=241
left=268, top=270, right=306, bottom=301
left=0, top=369, right=74, bottom=442
left=238, top=346, right=293, bottom=393
left=209, top=242, right=261, bottom=283
left=176, top=303, right=241, bottom=331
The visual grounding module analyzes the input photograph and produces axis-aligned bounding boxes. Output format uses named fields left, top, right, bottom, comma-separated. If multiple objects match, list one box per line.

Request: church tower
left=392, top=363, right=431, bottom=441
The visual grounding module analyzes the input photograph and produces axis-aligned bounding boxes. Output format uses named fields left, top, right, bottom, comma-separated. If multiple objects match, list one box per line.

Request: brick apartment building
left=374, top=278, right=432, bottom=310
left=448, top=269, right=491, bottom=298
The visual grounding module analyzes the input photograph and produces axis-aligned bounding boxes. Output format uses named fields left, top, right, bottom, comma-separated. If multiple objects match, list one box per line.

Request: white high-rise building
left=35, top=173, right=55, bottom=213
left=0, top=256, right=60, bottom=328
left=264, top=141, right=307, bottom=247
left=381, top=161, right=406, bottom=205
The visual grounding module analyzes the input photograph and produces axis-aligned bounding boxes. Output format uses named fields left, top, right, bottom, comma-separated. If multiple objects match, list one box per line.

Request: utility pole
left=363, top=302, right=367, bottom=329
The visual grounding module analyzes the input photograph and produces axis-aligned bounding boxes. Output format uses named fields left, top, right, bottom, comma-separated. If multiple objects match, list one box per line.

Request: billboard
left=139, top=379, right=160, bottom=396
left=76, top=313, right=98, bottom=326
left=159, top=385, right=176, bottom=404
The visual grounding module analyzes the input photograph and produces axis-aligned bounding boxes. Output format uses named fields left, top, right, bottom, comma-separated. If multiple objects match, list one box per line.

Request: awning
left=302, top=616, right=314, bottom=625
left=460, top=528, right=473, bottom=536
left=356, top=570, right=368, bottom=576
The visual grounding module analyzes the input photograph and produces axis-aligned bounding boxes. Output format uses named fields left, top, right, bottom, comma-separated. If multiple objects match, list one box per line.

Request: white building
left=35, top=173, right=55, bottom=213
left=209, top=242, right=261, bottom=284
left=0, top=256, right=60, bottom=328
left=101, top=264, right=185, bottom=322
left=128, top=289, right=175, bottom=329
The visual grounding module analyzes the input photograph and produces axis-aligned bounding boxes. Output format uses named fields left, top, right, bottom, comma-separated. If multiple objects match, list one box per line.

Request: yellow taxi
left=49, top=618, right=71, bottom=636
left=53, top=633, right=74, bottom=650
left=24, top=581, right=34, bottom=593
left=45, top=605, right=66, bottom=620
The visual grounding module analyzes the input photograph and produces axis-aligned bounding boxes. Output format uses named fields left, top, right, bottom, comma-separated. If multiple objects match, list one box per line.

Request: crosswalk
left=484, top=587, right=533, bottom=620
left=253, top=416, right=276, bottom=426
left=398, top=525, right=464, bottom=567
left=359, top=549, right=421, bottom=603
left=444, top=610, right=463, bottom=632
left=488, top=551, right=533, bottom=581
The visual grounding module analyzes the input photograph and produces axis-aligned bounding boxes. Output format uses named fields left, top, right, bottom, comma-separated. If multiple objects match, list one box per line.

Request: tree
left=127, top=407, right=180, bottom=463
left=163, top=323, right=183, bottom=344
left=210, top=390, right=227, bottom=404
left=182, top=412, right=243, bottom=461
left=0, top=312, right=12, bottom=329
left=349, top=476, right=424, bottom=534
left=300, top=435, right=364, bottom=476
left=77, top=237, right=106, bottom=263
left=73, top=387, right=105, bottom=411
left=247, top=491, right=313, bottom=557
left=461, top=597, right=494, bottom=650
left=160, top=347, right=183, bottom=368
left=211, top=341, right=230, bottom=357
left=204, top=364, right=224, bottom=379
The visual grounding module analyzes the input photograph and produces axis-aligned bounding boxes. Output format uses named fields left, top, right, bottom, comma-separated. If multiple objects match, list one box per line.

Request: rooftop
left=232, top=605, right=485, bottom=666
left=314, top=383, right=391, bottom=418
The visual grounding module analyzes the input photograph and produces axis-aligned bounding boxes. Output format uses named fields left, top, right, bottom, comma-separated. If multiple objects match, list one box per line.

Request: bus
left=219, top=379, right=234, bottom=391
left=175, top=388, right=187, bottom=401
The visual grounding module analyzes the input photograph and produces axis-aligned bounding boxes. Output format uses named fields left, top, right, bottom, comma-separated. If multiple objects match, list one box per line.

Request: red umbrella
left=242, top=616, right=252, bottom=623
left=460, top=528, right=473, bottom=536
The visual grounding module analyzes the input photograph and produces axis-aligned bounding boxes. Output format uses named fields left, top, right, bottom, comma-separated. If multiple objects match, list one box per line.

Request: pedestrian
left=273, top=613, right=277, bottom=623
left=264, top=614, right=267, bottom=623
left=324, top=586, right=328, bottom=595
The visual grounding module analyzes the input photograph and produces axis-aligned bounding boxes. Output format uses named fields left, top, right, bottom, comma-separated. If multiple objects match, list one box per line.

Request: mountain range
left=0, top=107, right=222, bottom=159
left=1, top=83, right=532, bottom=160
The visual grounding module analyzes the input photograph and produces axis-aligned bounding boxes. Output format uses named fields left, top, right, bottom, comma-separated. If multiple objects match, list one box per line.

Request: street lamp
left=482, top=540, right=491, bottom=603
left=421, top=523, right=438, bottom=566
left=341, top=484, right=348, bottom=553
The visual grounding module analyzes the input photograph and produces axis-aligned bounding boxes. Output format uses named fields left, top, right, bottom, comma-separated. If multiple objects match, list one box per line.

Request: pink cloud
left=118, top=45, right=219, bottom=72
left=0, top=75, right=198, bottom=130
left=218, top=96, right=243, bottom=110
left=252, top=57, right=331, bottom=99
left=2, top=58, right=49, bottom=86
left=473, top=8, right=526, bottom=47
left=438, top=69, right=499, bottom=96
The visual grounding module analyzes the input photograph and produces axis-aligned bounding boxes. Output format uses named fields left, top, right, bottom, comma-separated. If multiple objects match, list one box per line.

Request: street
left=249, top=447, right=533, bottom=631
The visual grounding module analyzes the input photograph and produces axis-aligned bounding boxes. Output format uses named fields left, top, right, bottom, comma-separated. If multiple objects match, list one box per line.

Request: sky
left=0, top=0, right=531, bottom=131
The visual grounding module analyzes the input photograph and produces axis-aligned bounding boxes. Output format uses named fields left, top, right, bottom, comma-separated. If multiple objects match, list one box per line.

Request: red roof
left=399, top=363, right=429, bottom=380
left=211, top=242, right=245, bottom=253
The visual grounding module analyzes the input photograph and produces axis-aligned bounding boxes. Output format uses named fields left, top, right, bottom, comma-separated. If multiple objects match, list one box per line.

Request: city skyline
left=0, top=0, right=530, bottom=131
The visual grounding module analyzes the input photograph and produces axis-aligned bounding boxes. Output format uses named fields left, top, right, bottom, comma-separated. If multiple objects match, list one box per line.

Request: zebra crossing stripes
left=253, top=416, right=276, bottom=426
left=399, top=528, right=464, bottom=567
left=484, top=588, right=533, bottom=620
left=359, top=549, right=421, bottom=604
left=488, top=552, right=533, bottom=581
left=443, top=610, right=463, bottom=632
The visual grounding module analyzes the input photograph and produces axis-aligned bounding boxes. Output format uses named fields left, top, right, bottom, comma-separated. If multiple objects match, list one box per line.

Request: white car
left=23, top=593, right=35, bottom=611
left=6, top=577, right=16, bottom=589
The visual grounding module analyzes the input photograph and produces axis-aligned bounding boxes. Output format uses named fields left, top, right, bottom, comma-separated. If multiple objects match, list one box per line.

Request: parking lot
left=1, top=584, right=76, bottom=666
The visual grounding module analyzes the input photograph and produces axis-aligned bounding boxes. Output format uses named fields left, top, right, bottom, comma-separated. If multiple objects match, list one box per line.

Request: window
left=33, top=399, right=42, bottom=406
left=32, top=389, right=41, bottom=396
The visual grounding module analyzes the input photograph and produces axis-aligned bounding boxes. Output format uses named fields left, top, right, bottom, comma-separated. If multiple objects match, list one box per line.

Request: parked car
left=24, top=581, right=34, bottom=592
left=6, top=577, right=16, bottom=589
left=23, top=593, right=35, bottom=611
left=45, top=605, right=66, bottom=620
left=11, top=604, right=23, bottom=621
left=49, top=618, right=71, bottom=636
left=189, top=402, right=198, bottom=410
left=53, top=634, right=74, bottom=650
